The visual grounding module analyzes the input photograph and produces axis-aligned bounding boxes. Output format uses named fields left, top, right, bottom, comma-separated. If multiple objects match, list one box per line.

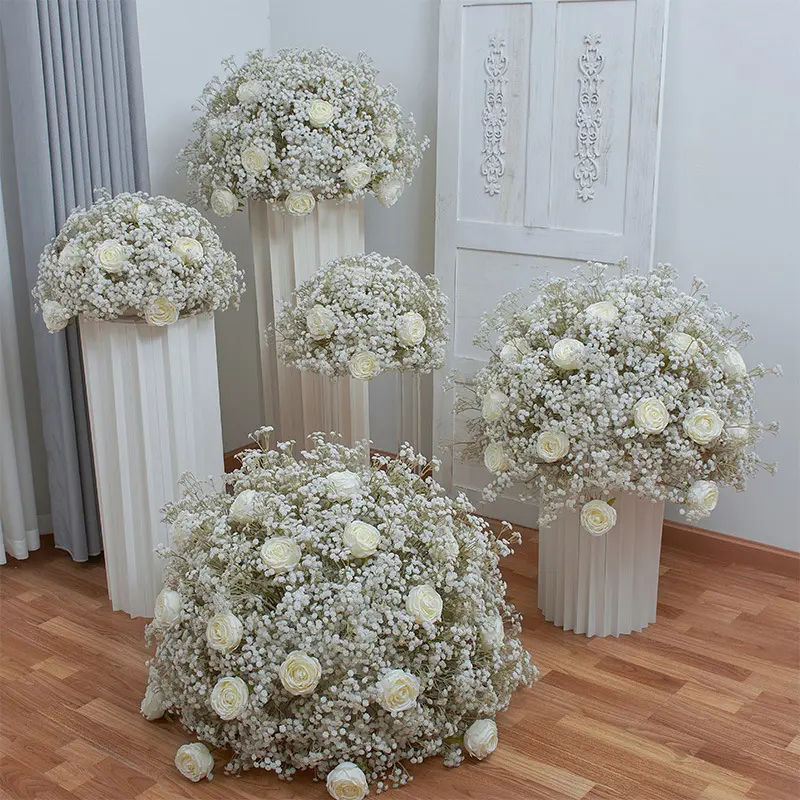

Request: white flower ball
left=377, top=669, right=420, bottom=712
left=140, top=684, right=166, bottom=720
left=236, top=79, right=265, bottom=104
left=41, top=299, right=71, bottom=333
left=377, top=123, right=397, bottom=150
left=349, top=351, right=381, bottom=380
left=584, top=301, right=619, bottom=325
left=376, top=176, right=404, bottom=208
left=174, top=743, right=214, bottom=782
left=482, top=389, right=509, bottom=422
left=229, top=488, right=261, bottom=525
left=172, top=237, right=204, bottom=264
left=241, top=145, right=269, bottom=174
left=343, top=520, right=380, bottom=558
left=683, top=407, right=724, bottom=445
left=306, top=304, right=337, bottom=340
left=395, top=311, right=427, bottom=347
left=210, top=188, right=237, bottom=217
left=285, top=190, right=316, bottom=216
left=260, top=536, right=302, bottom=573
left=633, top=397, right=670, bottom=434
left=484, top=442, right=509, bottom=474
left=463, top=719, right=498, bottom=760
left=500, top=337, right=530, bottom=364
left=154, top=589, right=182, bottom=626
left=326, top=470, right=362, bottom=500
left=206, top=612, right=244, bottom=654
left=479, top=615, right=505, bottom=649
left=343, top=162, right=373, bottom=192
left=665, top=331, right=699, bottom=357
left=535, top=431, right=570, bottom=463
left=279, top=651, right=322, bottom=696
left=144, top=297, right=179, bottom=326
left=405, top=584, right=443, bottom=624
left=721, top=347, right=747, bottom=379
left=580, top=500, right=617, bottom=536
left=210, top=676, right=249, bottom=720
left=94, top=239, right=128, bottom=273
left=326, top=762, right=369, bottom=800
left=308, top=98, right=335, bottom=127
left=550, top=338, right=585, bottom=370
left=687, top=480, right=719, bottom=513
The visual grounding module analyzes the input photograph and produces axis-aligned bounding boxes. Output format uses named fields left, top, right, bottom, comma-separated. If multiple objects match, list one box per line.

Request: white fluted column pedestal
left=538, top=493, right=664, bottom=637
left=80, top=315, right=223, bottom=618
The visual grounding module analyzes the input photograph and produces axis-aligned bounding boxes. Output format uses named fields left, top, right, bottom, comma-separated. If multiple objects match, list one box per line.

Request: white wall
left=135, top=0, right=271, bottom=451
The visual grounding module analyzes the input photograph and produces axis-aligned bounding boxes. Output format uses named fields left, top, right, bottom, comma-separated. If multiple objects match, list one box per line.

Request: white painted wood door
left=435, top=0, right=668, bottom=524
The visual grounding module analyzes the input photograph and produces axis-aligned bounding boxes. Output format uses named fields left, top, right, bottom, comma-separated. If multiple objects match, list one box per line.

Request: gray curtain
left=0, top=0, right=150, bottom=561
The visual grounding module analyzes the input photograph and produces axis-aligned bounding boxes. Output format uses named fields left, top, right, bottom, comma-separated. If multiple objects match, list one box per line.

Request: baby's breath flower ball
left=182, top=48, right=429, bottom=214
left=144, top=430, right=536, bottom=793
left=33, top=191, right=244, bottom=331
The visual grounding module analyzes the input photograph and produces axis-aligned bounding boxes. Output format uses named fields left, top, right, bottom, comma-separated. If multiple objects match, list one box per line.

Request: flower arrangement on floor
left=142, top=428, right=536, bottom=796
left=33, top=191, right=244, bottom=332
left=456, top=261, right=779, bottom=531
left=182, top=48, right=429, bottom=217
left=274, top=253, right=449, bottom=380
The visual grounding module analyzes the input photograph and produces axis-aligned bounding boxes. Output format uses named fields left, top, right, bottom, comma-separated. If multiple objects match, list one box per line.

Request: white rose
left=308, top=98, right=335, bottom=127
left=550, top=338, right=585, bottom=370
left=580, top=500, right=617, bottom=536
left=236, top=79, right=265, bottom=104
left=279, top=651, right=322, bottom=696
left=585, top=301, right=619, bottom=325
left=169, top=512, right=194, bottom=550
left=464, top=719, right=498, bottom=760
left=405, top=584, right=443, bottom=624
left=395, top=311, right=426, bottom=347
left=687, top=480, right=719, bottom=513
left=229, top=488, right=261, bottom=525
left=479, top=615, right=505, bottom=649
left=721, top=347, right=747, bottom=379
left=205, top=119, right=224, bottom=147
left=205, top=612, right=244, bottom=653
left=174, top=743, right=214, bottom=782
left=633, top=397, right=670, bottom=435
left=306, top=304, right=337, bottom=340
left=327, top=470, right=362, bottom=500
left=94, top=239, right=128, bottom=273
left=134, top=202, right=154, bottom=224
left=343, top=162, right=373, bottom=192
left=154, top=589, right=181, bottom=626
left=536, top=431, right=570, bottom=462
left=726, top=415, right=750, bottom=443
left=377, top=669, right=420, bottom=712
left=683, top=407, right=724, bottom=445
left=140, top=684, right=166, bottom=720
left=481, top=389, right=509, bottom=422
left=377, top=123, right=397, bottom=150
left=500, top=337, right=530, bottom=364
left=261, top=536, right=302, bottom=573
left=343, top=520, right=380, bottom=558
left=241, top=145, right=269, bottom=174
left=665, top=331, right=699, bottom=357
left=144, top=296, right=179, bottom=327
left=210, top=188, right=237, bottom=217
left=326, top=762, right=368, bottom=800
left=285, top=190, right=316, bottom=216
left=210, top=676, right=249, bottom=720
left=41, top=299, right=71, bottom=333
left=172, top=237, right=204, bottom=264
left=484, top=442, right=509, bottom=474
left=58, top=241, right=82, bottom=267
left=376, top=176, right=404, bottom=208
left=349, top=351, right=381, bottom=380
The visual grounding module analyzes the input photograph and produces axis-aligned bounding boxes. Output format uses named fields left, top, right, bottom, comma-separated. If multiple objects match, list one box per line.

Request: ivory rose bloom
left=585, top=300, right=619, bottom=325
left=41, top=300, right=71, bottom=333
left=306, top=304, right=337, bottom=340
left=260, top=537, right=302, bottom=573
left=210, top=188, right=237, bottom=217
left=550, top=338, right=585, bottom=370
left=154, top=589, right=182, bottom=626
left=463, top=719, right=498, bottom=760
left=285, top=190, right=316, bottom=216
left=484, top=442, right=509, bottom=474
left=174, top=743, right=214, bottom=782
left=308, top=98, right=335, bottom=127
left=210, top=676, right=249, bottom=720
left=377, top=123, right=397, bottom=150
left=349, top=351, right=381, bottom=380
left=479, top=615, right=505, bottom=648
left=580, top=500, right=617, bottom=536
left=683, top=407, right=724, bottom=445
left=721, top=347, right=747, bottom=379
left=205, top=613, right=244, bottom=653
left=169, top=512, right=194, bottom=550
left=343, top=520, right=380, bottom=558
left=687, top=480, right=719, bottom=513
left=172, top=237, right=204, bottom=263
left=633, top=397, right=670, bottom=434
left=326, top=470, right=361, bottom=500
left=236, top=79, right=265, bottom=104
left=343, top=162, right=373, bottom=191
left=229, top=488, right=261, bottom=525
left=377, top=669, right=420, bottom=712
left=134, top=202, right=155, bottom=224
left=482, top=389, right=509, bottom=422
left=405, top=584, right=443, bottom=624
left=376, top=176, right=404, bottom=208
left=94, top=239, right=128, bottom=273
left=279, top=651, right=322, bottom=696
left=145, top=296, right=179, bottom=326
left=241, top=145, right=269, bottom=174
left=395, top=311, right=426, bottom=346
left=726, top=416, right=750, bottom=443
left=665, top=331, right=699, bottom=357
left=326, top=762, right=368, bottom=800
left=140, top=684, right=166, bottom=720
left=536, top=431, right=570, bottom=463
left=58, top=241, right=82, bottom=267
left=500, top=337, right=530, bottom=364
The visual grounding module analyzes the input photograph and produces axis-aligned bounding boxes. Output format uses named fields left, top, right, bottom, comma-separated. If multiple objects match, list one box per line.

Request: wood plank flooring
left=1, top=533, right=798, bottom=800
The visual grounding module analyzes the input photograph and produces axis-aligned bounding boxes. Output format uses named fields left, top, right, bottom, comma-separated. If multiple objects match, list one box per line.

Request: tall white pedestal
left=80, top=315, right=223, bottom=618
left=250, top=200, right=368, bottom=453
left=538, top=493, right=665, bottom=637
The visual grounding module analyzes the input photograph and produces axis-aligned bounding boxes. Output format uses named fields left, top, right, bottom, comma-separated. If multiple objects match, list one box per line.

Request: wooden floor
left=1, top=533, right=798, bottom=800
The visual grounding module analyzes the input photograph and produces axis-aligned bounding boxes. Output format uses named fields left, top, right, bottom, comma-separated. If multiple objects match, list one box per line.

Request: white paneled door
left=435, top=0, right=668, bottom=524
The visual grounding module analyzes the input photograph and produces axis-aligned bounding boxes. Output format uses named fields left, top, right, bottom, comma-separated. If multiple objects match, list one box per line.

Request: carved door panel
left=435, top=0, right=668, bottom=522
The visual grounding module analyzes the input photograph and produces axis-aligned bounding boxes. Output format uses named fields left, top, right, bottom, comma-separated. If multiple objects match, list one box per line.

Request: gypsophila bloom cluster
left=181, top=48, right=429, bottom=215
left=33, top=191, right=244, bottom=331
left=274, top=253, right=448, bottom=380
left=143, top=428, right=536, bottom=795
left=456, top=261, right=779, bottom=528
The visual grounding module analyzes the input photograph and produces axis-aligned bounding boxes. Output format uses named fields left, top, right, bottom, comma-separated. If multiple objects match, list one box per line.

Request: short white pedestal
left=80, top=315, right=223, bottom=618
left=538, top=493, right=665, bottom=637
left=250, top=200, right=368, bottom=452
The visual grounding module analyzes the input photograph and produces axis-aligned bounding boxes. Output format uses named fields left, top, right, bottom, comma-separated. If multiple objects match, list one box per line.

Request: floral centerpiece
left=457, top=261, right=779, bottom=532
left=142, top=428, right=537, bottom=797
left=181, top=48, right=429, bottom=217
left=274, top=253, right=449, bottom=380
left=33, top=191, right=244, bottom=332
